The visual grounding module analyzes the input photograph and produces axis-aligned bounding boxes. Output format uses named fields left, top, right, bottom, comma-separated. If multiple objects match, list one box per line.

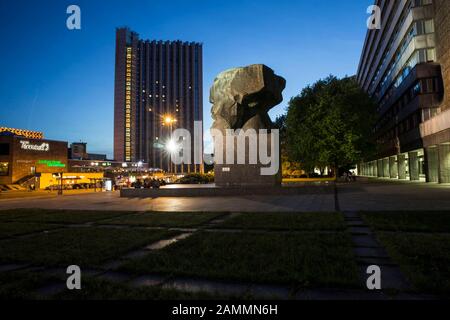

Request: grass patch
left=54, top=277, right=222, bottom=300
left=377, top=232, right=450, bottom=295
left=0, top=209, right=133, bottom=224
left=0, top=227, right=179, bottom=267
left=215, top=212, right=345, bottom=231
left=0, top=271, right=55, bottom=300
left=99, top=212, right=225, bottom=228
left=121, top=231, right=359, bottom=288
left=0, top=222, right=61, bottom=239
left=362, top=211, right=450, bottom=233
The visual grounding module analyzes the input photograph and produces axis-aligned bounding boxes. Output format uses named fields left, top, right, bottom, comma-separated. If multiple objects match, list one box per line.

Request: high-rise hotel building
left=358, top=0, right=450, bottom=183
left=114, top=28, right=203, bottom=172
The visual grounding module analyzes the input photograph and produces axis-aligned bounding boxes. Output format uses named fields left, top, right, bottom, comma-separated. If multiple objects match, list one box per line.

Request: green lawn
left=121, top=231, right=360, bottom=288
left=0, top=227, right=179, bottom=267
left=377, top=232, right=450, bottom=295
left=0, top=209, right=133, bottom=224
left=98, top=212, right=225, bottom=228
left=215, top=212, right=345, bottom=231
left=0, top=272, right=219, bottom=300
left=54, top=277, right=222, bottom=300
left=362, top=211, right=450, bottom=233
left=0, top=271, right=55, bottom=300
left=0, top=222, right=61, bottom=239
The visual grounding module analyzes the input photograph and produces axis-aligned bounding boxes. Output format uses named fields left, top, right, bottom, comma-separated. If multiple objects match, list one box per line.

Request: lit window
left=0, top=162, right=9, bottom=176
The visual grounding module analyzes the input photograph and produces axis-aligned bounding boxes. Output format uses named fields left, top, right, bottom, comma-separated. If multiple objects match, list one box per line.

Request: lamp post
left=58, top=172, right=63, bottom=195
left=163, top=115, right=177, bottom=173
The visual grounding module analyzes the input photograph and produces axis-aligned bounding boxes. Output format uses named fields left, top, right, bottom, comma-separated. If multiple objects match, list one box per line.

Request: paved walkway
left=337, top=179, right=450, bottom=211
left=342, top=211, right=411, bottom=291
left=1, top=179, right=450, bottom=212
left=0, top=191, right=335, bottom=212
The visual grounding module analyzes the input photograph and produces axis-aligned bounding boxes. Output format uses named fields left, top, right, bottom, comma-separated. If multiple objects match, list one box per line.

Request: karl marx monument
left=210, top=64, right=286, bottom=187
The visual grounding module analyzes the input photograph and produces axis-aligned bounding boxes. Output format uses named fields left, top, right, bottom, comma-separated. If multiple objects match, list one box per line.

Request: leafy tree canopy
left=286, top=75, right=376, bottom=175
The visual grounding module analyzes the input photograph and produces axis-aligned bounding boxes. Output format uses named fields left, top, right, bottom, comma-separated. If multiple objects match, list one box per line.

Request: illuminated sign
left=20, top=141, right=50, bottom=152
left=38, top=160, right=66, bottom=168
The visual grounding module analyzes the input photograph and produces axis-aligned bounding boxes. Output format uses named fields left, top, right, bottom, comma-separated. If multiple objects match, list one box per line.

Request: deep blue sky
left=0, top=0, right=372, bottom=157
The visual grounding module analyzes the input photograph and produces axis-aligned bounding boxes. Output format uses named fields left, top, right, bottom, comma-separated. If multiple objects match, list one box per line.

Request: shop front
left=0, top=135, right=68, bottom=186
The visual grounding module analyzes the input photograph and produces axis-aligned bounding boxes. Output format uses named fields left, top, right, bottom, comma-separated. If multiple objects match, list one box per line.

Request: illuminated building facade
left=0, top=127, right=43, bottom=140
left=0, top=134, right=68, bottom=186
left=114, top=27, right=203, bottom=172
left=358, top=0, right=450, bottom=183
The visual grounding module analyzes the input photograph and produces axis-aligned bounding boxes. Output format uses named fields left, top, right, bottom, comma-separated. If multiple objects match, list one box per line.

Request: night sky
left=0, top=0, right=372, bottom=157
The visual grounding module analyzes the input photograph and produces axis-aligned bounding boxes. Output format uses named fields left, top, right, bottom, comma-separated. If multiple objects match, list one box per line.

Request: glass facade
left=373, top=3, right=436, bottom=103
left=356, top=0, right=450, bottom=184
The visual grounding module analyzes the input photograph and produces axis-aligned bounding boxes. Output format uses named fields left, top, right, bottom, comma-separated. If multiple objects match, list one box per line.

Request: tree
left=274, top=114, right=304, bottom=177
left=273, top=114, right=287, bottom=153
left=286, top=75, right=376, bottom=177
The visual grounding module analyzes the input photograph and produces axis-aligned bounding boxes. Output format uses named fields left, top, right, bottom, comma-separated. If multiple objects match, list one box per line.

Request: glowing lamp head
left=164, top=116, right=174, bottom=125
left=166, top=139, right=178, bottom=153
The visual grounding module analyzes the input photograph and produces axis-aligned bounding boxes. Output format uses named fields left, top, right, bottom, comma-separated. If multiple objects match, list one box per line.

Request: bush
left=176, top=173, right=214, bottom=184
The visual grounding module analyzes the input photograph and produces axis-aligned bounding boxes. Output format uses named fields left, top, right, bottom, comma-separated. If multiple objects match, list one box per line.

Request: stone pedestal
left=213, top=132, right=281, bottom=187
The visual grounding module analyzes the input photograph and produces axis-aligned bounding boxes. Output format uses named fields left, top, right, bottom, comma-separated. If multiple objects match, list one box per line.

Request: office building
left=358, top=0, right=450, bottom=183
left=114, top=27, right=203, bottom=172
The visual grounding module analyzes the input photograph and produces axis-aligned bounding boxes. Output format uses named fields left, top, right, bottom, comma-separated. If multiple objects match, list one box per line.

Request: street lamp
left=166, top=139, right=178, bottom=153
left=162, top=114, right=177, bottom=173
left=164, top=116, right=175, bottom=125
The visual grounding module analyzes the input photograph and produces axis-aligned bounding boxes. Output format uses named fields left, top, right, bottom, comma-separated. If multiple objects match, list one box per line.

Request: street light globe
left=164, top=116, right=173, bottom=124
left=166, top=139, right=178, bottom=153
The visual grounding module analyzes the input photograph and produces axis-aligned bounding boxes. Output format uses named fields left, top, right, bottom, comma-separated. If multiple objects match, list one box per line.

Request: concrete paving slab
left=349, top=227, right=373, bottom=235
left=129, top=275, right=167, bottom=288
left=354, top=247, right=389, bottom=258
left=358, top=265, right=412, bottom=291
left=163, top=278, right=250, bottom=297
left=98, top=271, right=133, bottom=283
left=0, top=263, right=29, bottom=272
left=351, top=235, right=381, bottom=247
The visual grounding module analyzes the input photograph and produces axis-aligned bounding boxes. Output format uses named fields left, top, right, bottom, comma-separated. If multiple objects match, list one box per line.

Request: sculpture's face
left=210, top=65, right=286, bottom=130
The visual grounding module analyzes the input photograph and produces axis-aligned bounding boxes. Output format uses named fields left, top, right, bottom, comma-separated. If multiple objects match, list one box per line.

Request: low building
left=39, top=172, right=105, bottom=190
left=69, top=142, right=107, bottom=161
left=69, top=142, right=88, bottom=160
left=0, top=133, right=68, bottom=186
